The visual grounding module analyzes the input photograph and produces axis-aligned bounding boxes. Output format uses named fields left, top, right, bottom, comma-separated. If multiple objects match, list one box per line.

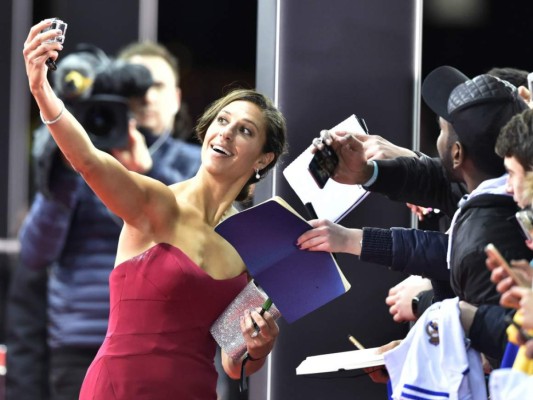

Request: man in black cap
left=298, top=65, right=533, bottom=362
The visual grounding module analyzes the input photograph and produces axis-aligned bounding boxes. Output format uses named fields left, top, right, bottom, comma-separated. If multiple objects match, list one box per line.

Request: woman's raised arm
left=23, top=19, right=171, bottom=228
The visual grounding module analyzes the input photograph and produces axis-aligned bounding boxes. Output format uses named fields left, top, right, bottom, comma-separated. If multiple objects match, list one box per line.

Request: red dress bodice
left=79, top=243, right=247, bottom=399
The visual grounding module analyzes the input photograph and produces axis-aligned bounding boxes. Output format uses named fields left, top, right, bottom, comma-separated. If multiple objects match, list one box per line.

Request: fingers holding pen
left=239, top=308, right=279, bottom=361
left=240, top=308, right=278, bottom=341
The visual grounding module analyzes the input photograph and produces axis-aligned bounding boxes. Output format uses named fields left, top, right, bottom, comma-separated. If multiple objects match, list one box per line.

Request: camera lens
left=72, top=95, right=129, bottom=150
left=84, top=104, right=117, bottom=137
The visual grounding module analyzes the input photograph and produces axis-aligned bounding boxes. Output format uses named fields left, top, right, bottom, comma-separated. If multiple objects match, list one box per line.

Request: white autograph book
left=296, top=347, right=384, bottom=375
left=283, top=115, right=370, bottom=222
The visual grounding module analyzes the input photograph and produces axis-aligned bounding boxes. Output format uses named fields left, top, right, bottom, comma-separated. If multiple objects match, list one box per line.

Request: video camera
left=54, top=44, right=153, bottom=149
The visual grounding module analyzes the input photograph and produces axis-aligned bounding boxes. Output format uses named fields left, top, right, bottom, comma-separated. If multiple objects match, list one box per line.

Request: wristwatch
left=411, top=296, right=420, bottom=318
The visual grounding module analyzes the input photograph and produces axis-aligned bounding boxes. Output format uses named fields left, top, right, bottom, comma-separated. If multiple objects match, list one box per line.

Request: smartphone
left=485, top=243, right=530, bottom=288
left=41, top=18, right=68, bottom=71
left=42, top=18, right=68, bottom=44
left=308, top=143, right=339, bottom=189
left=516, top=209, right=533, bottom=241
left=308, top=116, right=369, bottom=189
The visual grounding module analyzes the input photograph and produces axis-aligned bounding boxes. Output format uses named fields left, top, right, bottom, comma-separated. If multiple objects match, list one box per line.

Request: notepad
left=215, top=196, right=350, bottom=323
left=283, top=115, right=370, bottom=222
left=296, top=347, right=385, bottom=375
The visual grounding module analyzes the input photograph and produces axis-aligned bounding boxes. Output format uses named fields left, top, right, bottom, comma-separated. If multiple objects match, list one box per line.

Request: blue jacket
left=19, top=126, right=201, bottom=348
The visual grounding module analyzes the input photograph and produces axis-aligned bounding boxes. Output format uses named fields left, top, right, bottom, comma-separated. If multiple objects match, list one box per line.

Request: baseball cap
left=422, top=65, right=529, bottom=175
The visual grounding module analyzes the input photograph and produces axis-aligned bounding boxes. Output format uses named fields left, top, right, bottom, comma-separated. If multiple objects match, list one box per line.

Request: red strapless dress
left=79, top=243, right=248, bottom=400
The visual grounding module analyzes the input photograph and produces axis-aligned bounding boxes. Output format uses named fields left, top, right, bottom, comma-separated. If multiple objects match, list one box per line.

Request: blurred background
left=2, top=0, right=533, bottom=399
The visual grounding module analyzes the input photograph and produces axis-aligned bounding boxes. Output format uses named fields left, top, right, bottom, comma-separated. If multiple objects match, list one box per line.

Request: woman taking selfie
left=23, top=19, right=287, bottom=399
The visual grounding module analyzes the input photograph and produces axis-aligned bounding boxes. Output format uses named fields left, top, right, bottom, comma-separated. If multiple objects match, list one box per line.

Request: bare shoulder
left=121, top=178, right=182, bottom=239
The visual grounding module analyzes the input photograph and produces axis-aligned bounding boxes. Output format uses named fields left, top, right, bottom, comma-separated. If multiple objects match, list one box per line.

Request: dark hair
left=496, top=108, right=533, bottom=171
left=117, top=41, right=180, bottom=86
left=487, top=67, right=529, bottom=88
left=195, top=89, right=288, bottom=202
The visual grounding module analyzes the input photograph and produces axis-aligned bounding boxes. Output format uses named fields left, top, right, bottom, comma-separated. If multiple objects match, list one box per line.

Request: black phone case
left=308, top=144, right=339, bottom=189
left=307, top=115, right=367, bottom=188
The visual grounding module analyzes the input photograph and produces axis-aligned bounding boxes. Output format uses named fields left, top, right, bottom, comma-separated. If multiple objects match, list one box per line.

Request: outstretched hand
left=356, top=133, right=417, bottom=161
left=309, top=130, right=416, bottom=186
left=500, top=287, right=533, bottom=329
left=327, top=131, right=374, bottom=185
left=23, top=19, right=64, bottom=93
left=406, top=203, right=432, bottom=222
left=385, top=275, right=432, bottom=322
left=486, top=256, right=533, bottom=294
left=296, top=219, right=362, bottom=255
left=363, top=340, right=402, bottom=384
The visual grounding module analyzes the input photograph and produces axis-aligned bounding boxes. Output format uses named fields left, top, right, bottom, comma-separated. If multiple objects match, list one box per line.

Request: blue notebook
left=215, top=196, right=350, bottom=323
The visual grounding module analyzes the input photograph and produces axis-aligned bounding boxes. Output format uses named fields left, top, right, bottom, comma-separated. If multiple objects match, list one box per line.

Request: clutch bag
left=210, top=280, right=281, bottom=360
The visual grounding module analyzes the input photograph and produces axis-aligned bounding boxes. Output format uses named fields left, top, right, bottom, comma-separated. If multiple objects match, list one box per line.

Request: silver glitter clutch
left=210, top=280, right=281, bottom=360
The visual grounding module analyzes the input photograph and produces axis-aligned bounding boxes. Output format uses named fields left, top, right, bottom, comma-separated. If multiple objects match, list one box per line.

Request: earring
left=255, top=168, right=261, bottom=180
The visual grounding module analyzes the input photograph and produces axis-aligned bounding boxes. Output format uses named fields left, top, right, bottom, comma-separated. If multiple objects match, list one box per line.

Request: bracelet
left=246, top=352, right=269, bottom=362
left=362, top=160, right=378, bottom=187
left=40, top=100, right=65, bottom=125
left=239, top=351, right=269, bottom=392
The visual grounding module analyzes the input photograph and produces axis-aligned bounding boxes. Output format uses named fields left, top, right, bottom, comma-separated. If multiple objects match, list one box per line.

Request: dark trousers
left=5, top=261, right=49, bottom=400
left=50, top=347, right=98, bottom=400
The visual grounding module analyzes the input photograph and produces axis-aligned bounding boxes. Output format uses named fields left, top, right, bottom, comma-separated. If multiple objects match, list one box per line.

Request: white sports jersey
left=383, top=297, right=487, bottom=400
left=489, top=368, right=533, bottom=399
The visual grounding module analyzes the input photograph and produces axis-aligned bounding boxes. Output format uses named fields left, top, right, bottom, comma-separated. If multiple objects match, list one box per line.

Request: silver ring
left=251, top=330, right=259, bottom=338
left=312, top=137, right=322, bottom=147
left=320, top=130, right=331, bottom=141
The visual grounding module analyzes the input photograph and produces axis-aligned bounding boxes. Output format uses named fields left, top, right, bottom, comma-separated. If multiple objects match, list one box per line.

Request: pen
left=251, top=298, right=273, bottom=337
left=357, top=116, right=369, bottom=134
left=304, top=202, right=318, bottom=220
left=259, top=297, right=273, bottom=316
left=348, top=334, right=365, bottom=350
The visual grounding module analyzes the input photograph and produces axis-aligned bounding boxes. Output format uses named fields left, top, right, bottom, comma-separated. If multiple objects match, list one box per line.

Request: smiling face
left=202, top=100, right=273, bottom=182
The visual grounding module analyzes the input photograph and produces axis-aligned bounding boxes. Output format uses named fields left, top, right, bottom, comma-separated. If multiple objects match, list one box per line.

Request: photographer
left=6, top=43, right=201, bottom=400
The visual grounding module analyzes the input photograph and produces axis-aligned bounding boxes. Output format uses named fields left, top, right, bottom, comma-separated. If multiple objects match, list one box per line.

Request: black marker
left=304, top=202, right=318, bottom=219
left=251, top=298, right=273, bottom=337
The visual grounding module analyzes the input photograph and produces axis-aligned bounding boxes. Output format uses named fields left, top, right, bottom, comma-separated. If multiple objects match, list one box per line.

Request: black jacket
left=369, top=155, right=466, bottom=218
left=360, top=156, right=531, bottom=363
left=450, top=193, right=531, bottom=305
left=364, top=156, right=532, bottom=306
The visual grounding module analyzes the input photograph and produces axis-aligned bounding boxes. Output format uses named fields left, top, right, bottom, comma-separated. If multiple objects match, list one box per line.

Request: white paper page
left=296, top=347, right=384, bottom=375
left=283, top=115, right=369, bottom=222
